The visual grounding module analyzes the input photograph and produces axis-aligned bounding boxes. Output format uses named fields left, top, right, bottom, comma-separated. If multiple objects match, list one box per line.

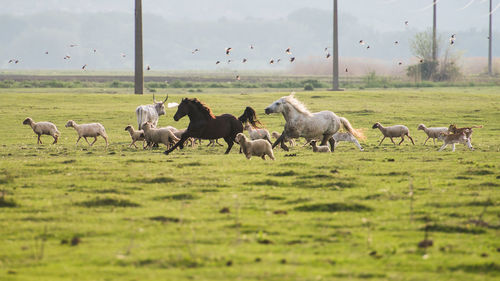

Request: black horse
left=164, top=98, right=243, bottom=155
left=238, top=106, right=263, bottom=128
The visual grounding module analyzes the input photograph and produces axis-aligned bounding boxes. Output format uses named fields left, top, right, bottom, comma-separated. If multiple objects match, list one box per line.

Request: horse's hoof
left=163, top=151, right=170, bottom=155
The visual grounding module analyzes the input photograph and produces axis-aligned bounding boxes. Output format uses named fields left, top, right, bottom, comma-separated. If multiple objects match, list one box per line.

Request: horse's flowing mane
left=184, top=98, right=215, bottom=119
left=283, top=93, right=313, bottom=116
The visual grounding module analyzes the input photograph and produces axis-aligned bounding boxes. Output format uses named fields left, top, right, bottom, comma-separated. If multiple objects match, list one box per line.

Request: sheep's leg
left=75, top=137, right=81, bottom=146
left=451, top=143, right=456, bottom=152
left=432, top=138, right=436, bottom=145
left=390, top=137, right=396, bottom=145
left=37, top=134, right=42, bottom=145
left=223, top=137, right=234, bottom=154
left=423, top=136, right=430, bottom=145
left=90, top=137, right=98, bottom=146
left=52, top=135, right=58, bottom=144
left=398, top=137, right=404, bottom=145
left=84, top=137, right=91, bottom=146
left=407, top=134, right=415, bottom=145
left=438, top=143, right=447, bottom=151
left=378, top=136, right=386, bottom=146
left=261, top=155, right=266, bottom=160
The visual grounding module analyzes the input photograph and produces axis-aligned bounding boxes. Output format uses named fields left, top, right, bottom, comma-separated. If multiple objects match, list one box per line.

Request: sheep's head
left=142, top=122, right=153, bottom=130
left=124, top=125, right=132, bottom=131
left=22, top=117, right=33, bottom=125
left=417, top=124, right=425, bottom=130
left=65, top=120, right=75, bottom=128
left=448, top=124, right=457, bottom=132
left=372, top=122, right=381, bottom=129
left=309, top=140, right=317, bottom=146
left=235, top=133, right=246, bottom=144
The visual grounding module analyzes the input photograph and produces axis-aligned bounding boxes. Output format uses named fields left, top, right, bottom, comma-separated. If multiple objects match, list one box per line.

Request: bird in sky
left=242, top=58, right=247, bottom=63
left=146, top=65, right=151, bottom=70
left=69, top=44, right=79, bottom=47
left=405, top=20, right=409, bottom=26
left=269, top=59, right=275, bottom=64
left=45, top=51, right=49, bottom=54
left=398, top=62, right=403, bottom=66
left=290, top=57, right=295, bottom=63
left=326, top=53, right=331, bottom=59
left=250, top=45, right=254, bottom=50
left=359, top=40, right=365, bottom=45
left=216, top=61, right=220, bottom=65
left=192, top=48, right=199, bottom=54
left=236, top=75, right=240, bottom=81
left=285, top=47, right=292, bottom=54
left=120, top=53, right=126, bottom=58
left=82, top=64, right=87, bottom=70
left=394, top=41, right=399, bottom=45
left=225, top=47, right=232, bottom=55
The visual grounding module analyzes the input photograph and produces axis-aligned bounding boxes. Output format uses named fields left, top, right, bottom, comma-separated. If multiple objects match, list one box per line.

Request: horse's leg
left=216, top=139, right=224, bottom=146
left=223, top=137, right=234, bottom=154
left=320, top=134, right=330, bottom=146
left=328, top=137, right=336, bottom=152
left=272, top=132, right=285, bottom=149
left=164, top=134, right=190, bottom=155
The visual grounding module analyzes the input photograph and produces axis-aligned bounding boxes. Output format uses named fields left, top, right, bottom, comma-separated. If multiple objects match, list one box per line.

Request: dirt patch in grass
left=424, top=224, right=486, bottom=234
left=256, top=195, right=286, bottom=200
left=149, top=216, right=180, bottom=223
left=76, top=197, right=140, bottom=208
left=248, top=179, right=283, bottom=187
left=144, top=176, right=176, bottom=184
left=176, top=162, right=203, bottom=168
left=155, top=193, right=198, bottom=201
left=449, top=262, right=500, bottom=274
left=295, top=202, right=373, bottom=212
left=0, top=198, right=18, bottom=208
left=467, top=169, right=493, bottom=175
left=268, top=170, right=297, bottom=177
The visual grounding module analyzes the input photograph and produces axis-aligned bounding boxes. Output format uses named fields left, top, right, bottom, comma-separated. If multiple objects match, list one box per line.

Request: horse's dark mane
left=184, top=98, right=215, bottom=119
left=238, top=106, right=263, bottom=128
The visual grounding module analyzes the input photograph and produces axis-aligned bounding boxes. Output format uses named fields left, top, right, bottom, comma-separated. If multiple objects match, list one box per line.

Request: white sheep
left=235, top=133, right=275, bottom=160
left=310, top=140, right=331, bottom=153
left=124, top=125, right=145, bottom=148
left=372, top=122, right=415, bottom=146
left=23, top=117, right=60, bottom=144
left=167, top=127, right=194, bottom=147
left=417, top=124, right=448, bottom=145
left=65, top=120, right=108, bottom=147
left=438, top=131, right=474, bottom=152
left=271, top=131, right=295, bottom=147
left=332, top=132, right=364, bottom=151
left=142, top=122, right=180, bottom=149
left=244, top=123, right=272, bottom=144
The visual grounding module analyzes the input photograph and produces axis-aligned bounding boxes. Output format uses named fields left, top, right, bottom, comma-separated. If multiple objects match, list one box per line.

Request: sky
left=0, top=0, right=497, bottom=71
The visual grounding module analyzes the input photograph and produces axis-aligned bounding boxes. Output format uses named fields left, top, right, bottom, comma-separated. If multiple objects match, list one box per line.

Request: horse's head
left=173, top=98, right=189, bottom=121
left=265, top=97, right=286, bottom=115
left=153, top=93, right=168, bottom=116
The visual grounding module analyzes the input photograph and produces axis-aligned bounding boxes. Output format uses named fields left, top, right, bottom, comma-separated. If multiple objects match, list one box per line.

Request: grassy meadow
left=0, top=87, right=499, bottom=281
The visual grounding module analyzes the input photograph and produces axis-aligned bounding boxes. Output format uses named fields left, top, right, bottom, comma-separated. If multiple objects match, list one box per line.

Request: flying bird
left=359, top=40, right=365, bottom=45
left=269, top=59, right=275, bottom=64
left=345, top=68, right=348, bottom=73
left=64, top=55, right=71, bottom=60
left=236, top=75, right=241, bottom=81
left=398, top=62, right=403, bottom=66
left=277, top=58, right=281, bottom=63
left=405, top=21, right=409, bottom=26
left=366, top=45, right=371, bottom=49
left=82, top=64, right=87, bottom=70
left=290, top=57, right=295, bottom=62
left=250, top=45, right=254, bottom=50
left=285, top=47, right=292, bottom=54
left=242, top=58, right=247, bottom=63
left=227, top=59, right=232, bottom=64
left=69, top=44, right=79, bottom=47
left=326, top=53, right=331, bottom=59
left=324, top=47, right=329, bottom=52
left=146, top=65, right=151, bottom=70
left=394, top=41, right=399, bottom=45
left=45, top=51, right=49, bottom=54
left=216, top=61, right=220, bottom=65
left=120, top=53, right=126, bottom=58
left=93, top=49, right=97, bottom=53
left=419, top=59, right=424, bottom=63
left=192, top=48, right=199, bottom=54
left=225, top=47, right=232, bottom=55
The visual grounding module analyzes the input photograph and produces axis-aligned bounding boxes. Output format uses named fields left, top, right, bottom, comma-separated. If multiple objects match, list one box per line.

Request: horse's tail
left=339, top=117, right=366, bottom=141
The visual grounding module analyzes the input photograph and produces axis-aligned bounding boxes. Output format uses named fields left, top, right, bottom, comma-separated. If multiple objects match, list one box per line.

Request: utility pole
left=488, top=0, right=493, bottom=76
left=135, top=0, right=144, bottom=95
left=432, top=0, right=437, bottom=62
left=332, top=0, right=340, bottom=91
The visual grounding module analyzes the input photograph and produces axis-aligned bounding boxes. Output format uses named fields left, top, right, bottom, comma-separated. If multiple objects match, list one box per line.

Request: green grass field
left=0, top=87, right=499, bottom=281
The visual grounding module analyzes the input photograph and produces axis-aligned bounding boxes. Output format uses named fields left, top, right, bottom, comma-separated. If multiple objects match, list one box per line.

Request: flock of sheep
left=22, top=99, right=481, bottom=160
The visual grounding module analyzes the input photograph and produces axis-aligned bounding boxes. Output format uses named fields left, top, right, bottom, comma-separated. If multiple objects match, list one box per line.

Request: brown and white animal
left=372, top=122, right=415, bottom=145
left=135, top=94, right=169, bottom=130
left=142, top=122, right=180, bottom=149
left=235, top=133, right=274, bottom=160
left=438, top=131, right=473, bottom=152
left=417, top=124, right=448, bottom=145
left=448, top=124, right=483, bottom=140
left=244, top=123, right=272, bottom=144
left=271, top=131, right=295, bottom=147
left=310, top=140, right=331, bottom=153
left=65, top=120, right=108, bottom=147
left=22, top=117, right=60, bottom=144
left=124, top=125, right=145, bottom=148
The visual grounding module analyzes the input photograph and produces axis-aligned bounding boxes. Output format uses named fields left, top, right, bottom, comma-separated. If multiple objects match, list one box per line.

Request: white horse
left=264, top=93, right=364, bottom=151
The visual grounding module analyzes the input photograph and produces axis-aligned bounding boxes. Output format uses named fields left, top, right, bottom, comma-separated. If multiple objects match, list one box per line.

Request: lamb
left=310, top=140, right=331, bottom=153
left=448, top=124, right=483, bottom=140
left=271, top=131, right=295, bottom=147
left=417, top=124, right=448, bottom=145
left=438, top=131, right=474, bottom=152
left=142, top=122, right=180, bottom=149
left=331, top=132, right=364, bottom=151
left=23, top=117, right=60, bottom=144
left=65, top=120, right=108, bottom=147
left=244, top=123, right=272, bottom=144
left=372, top=122, right=415, bottom=146
left=170, top=128, right=194, bottom=147
left=124, top=125, right=145, bottom=148
left=235, top=133, right=275, bottom=160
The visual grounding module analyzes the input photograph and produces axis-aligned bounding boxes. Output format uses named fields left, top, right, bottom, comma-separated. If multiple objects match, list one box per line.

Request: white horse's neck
left=282, top=103, right=306, bottom=124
